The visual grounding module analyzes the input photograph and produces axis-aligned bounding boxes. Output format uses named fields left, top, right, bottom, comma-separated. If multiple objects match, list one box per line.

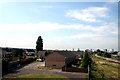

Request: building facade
left=45, top=51, right=76, bottom=69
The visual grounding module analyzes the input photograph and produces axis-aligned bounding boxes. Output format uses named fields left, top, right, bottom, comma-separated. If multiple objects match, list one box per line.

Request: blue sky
left=0, top=2, right=118, bottom=51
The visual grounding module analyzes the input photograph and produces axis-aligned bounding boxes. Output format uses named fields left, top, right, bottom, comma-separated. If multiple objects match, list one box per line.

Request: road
left=3, top=62, right=87, bottom=79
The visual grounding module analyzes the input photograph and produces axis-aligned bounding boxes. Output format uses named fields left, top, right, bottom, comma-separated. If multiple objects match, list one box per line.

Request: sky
left=0, top=2, right=118, bottom=51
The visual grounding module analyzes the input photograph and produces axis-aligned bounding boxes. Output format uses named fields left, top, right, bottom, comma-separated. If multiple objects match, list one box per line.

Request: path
left=95, top=54, right=120, bottom=64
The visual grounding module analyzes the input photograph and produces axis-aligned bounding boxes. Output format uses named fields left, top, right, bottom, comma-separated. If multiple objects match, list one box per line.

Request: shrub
left=80, top=52, right=92, bottom=68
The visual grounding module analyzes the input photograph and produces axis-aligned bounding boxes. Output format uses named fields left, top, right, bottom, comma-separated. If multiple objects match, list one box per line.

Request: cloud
left=52, top=33, right=118, bottom=50
left=0, top=22, right=117, bottom=35
left=0, top=22, right=117, bottom=50
left=63, top=33, right=103, bottom=39
left=66, top=7, right=109, bottom=22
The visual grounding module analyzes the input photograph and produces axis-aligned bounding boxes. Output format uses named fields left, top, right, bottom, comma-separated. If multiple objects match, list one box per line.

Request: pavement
left=3, top=61, right=87, bottom=79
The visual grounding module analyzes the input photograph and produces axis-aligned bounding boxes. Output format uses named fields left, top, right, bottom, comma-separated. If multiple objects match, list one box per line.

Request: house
left=37, top=51, right=46, bottom=59
left=45, top=51, right=76, bottom=69
left=0, top=47, right=12, bottom=58
left=73, top=51, right=84, bottom=60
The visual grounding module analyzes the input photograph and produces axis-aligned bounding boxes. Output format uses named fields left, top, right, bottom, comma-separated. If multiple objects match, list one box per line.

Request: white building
left=103, top=49, right=107, bottom=52
left=109, top=49, right=114, bottom=53
left=85, top=49, right=92, bottom=52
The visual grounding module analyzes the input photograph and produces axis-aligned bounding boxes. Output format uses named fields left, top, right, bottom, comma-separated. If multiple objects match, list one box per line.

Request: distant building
left=77, top=48, right=80, bottom=52
left=73, top=48, right=74, bottom=51
left=92, top=50, right=95, bottom=52
left=103, top=49, right=107, bottom=52
left=109, top=49, right=114, bottom=53
left=85, top=49, right=89, bottom=52
left=85, top=49, right=92, bottom=52
left=45, top=51, right=76, bottom=69
left=0, top=48, right=12, bottom=58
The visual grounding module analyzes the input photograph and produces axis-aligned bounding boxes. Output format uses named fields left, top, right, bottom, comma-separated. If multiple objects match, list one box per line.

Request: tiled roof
left=53, top=51, right=76, bottom=58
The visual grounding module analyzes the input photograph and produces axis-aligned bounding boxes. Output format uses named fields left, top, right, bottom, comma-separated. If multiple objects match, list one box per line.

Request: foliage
left=97, top=52, right=111, bottom=58
left=80, top=52, right=92, bottom=68
left=36, top=36, right=43, bottom=52
left=102, top=52, right=111, bottom=58
left=2, top=58, right=10, bottom=72
left=111, top=51, right=118, bottom=55
left=12, top=49, right=23, bottom=57
left=2, top=57, right=10, bottom=63
left=12, top=49, right=23, bottom=61
left=97, top=52, right=102, bottom=56
left=45, top=50, right=52, bottom=56
left=96, top=49, right=101, bottom=53
left=39, top=55, right=43, bottom=59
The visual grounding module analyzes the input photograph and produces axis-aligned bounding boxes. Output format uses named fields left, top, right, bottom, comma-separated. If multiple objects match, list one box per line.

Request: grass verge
left=3, top=74, right=69, bottom=80
left=91, top=56, right=119, bottom=79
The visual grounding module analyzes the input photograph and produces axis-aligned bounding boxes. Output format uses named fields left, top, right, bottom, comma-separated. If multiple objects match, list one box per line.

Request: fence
left=62, top=66, right=88, bottom=73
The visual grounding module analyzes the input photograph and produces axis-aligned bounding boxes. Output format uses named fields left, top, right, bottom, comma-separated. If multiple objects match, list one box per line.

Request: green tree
left=96, top=49, right=101, bottom=53
left=80, top=52, right=92, bottom=68
left=97, top=52, right=102, bottom=56
left=45, top=50, right=52, bottom=56
left=12, top=49, right=23, bottom=61
left=36, top=36, right=43, bottom=52
left=103, top=52, right=111, bottom=58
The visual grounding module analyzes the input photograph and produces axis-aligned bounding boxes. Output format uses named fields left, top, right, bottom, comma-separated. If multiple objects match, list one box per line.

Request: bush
left=2, top=58, right=10, bottom=72
left=80, top=52, right=92, bottom=68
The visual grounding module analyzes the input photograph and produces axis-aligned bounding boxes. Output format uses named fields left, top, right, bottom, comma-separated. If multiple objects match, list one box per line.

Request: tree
left=96, top=49, right=101, bottom=53
left=103, top=52, right=111, bottom=58
left=12, top=49, right=23, bottom=61
left=36, top=36, right=43, bottom=52
left=45, top=50, right=52, bottom=56
left=80, top=52, right=92, bottom=68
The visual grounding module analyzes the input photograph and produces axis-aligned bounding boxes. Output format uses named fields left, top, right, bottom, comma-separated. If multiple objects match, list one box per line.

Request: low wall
left=62, top=67, right=88, bottom=73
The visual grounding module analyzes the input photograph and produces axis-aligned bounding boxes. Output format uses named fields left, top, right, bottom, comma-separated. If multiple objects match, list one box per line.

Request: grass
left=38, top=66, right=54, bottom=70
left=16, top=74, right=67, bottom=78
left=91, top=56, right=119, bottom=79
left=38, top=66, right=46, bottom=69
left=3, top=74, right=69, bottom=80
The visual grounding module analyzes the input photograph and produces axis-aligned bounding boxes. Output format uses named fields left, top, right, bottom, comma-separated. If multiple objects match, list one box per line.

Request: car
left=36, top=59, right=43, bottom=62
